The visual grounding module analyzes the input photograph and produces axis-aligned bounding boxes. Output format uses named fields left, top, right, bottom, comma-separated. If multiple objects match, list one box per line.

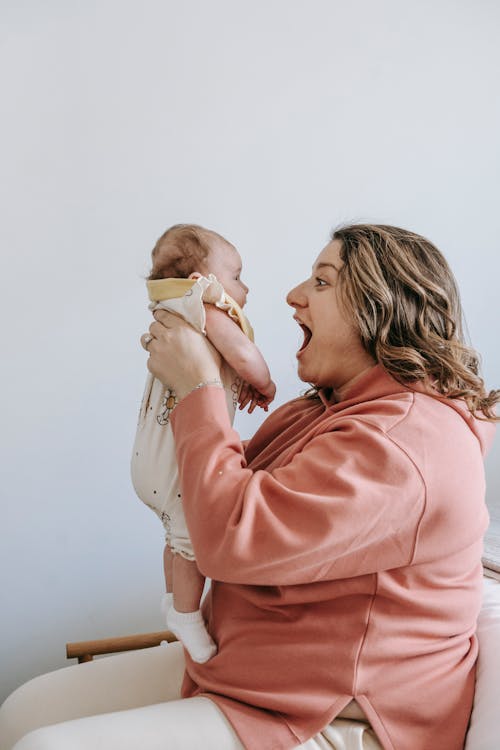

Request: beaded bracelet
left=190, top=378, right=224, bottom=393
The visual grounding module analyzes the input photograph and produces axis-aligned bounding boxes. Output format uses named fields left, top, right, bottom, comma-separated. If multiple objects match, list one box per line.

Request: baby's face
left=205, top=237, right=249, bottom=308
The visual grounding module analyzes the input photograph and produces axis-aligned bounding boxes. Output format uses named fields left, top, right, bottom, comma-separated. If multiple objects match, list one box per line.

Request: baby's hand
left=238, top=380, right=276, bottom=414
left=260, top=379, right=276, bottom=405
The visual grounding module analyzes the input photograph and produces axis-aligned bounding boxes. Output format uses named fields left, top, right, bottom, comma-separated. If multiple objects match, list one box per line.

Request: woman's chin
left=296, top=361, right=312, bottom=384
left=296, top=342, right=310, bottom=361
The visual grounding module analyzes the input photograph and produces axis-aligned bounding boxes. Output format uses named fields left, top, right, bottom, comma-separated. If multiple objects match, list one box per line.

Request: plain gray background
left=1, top=0, right=499, bottom=704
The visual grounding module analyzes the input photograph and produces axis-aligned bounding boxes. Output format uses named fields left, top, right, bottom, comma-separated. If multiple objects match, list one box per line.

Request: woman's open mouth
left=296, top=322, right=312, bottom=358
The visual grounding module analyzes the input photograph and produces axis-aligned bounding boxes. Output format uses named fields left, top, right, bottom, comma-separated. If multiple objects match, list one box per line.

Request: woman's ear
left=189, top=272, right=202, bottom=279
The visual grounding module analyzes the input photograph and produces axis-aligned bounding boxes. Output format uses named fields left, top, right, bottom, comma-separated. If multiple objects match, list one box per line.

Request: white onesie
left=131, top=274, right=253, bottom=560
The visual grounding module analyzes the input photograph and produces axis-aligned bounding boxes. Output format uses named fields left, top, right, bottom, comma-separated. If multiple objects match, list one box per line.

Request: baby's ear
left=189, top=272, right=202, bottom=279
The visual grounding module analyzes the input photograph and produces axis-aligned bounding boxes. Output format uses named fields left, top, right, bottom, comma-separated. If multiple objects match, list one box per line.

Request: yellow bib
left=146, top=277, right=254, bottom=341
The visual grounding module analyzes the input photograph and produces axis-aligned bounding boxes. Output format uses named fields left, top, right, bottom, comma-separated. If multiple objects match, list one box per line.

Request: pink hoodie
left=170, top=365, right=495, bottom=750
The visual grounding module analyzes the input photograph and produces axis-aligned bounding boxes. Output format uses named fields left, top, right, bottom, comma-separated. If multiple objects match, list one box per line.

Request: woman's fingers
left=143, top=307, right=221, bottom=399
left=140, top=321, right=167, bottom=351
left=140, top=333, right=153, bottom=350
left=143, top=312, right=189, bottom=351
left=149, top=320, right=169, bottom=339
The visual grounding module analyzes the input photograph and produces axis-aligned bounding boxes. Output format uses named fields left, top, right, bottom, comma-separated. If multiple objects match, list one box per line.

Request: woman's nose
left=286, top=281, right=307, bottom=308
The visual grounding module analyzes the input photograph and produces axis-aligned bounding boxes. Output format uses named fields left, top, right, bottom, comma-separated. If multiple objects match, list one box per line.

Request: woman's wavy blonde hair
left=331, top=223, right=498, bottom=421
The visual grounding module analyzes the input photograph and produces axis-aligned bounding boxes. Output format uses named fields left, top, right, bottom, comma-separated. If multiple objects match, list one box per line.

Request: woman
left=1, top=224, right=497, bottom=750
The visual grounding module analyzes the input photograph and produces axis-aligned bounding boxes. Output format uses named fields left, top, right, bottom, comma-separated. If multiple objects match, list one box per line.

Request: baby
left=131, top=224, right=276, bottom=663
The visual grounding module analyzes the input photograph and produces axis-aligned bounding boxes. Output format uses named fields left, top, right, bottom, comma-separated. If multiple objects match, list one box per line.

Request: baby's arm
left=204, top=305, right=275, bottom=410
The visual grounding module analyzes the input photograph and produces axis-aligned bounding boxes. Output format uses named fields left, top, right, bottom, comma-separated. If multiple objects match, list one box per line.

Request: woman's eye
left=315, top=277, right=327, bottom=287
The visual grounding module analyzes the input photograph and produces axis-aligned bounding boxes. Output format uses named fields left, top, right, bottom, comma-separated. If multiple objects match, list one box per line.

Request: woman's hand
left=142, top=309, right=222, bottom=401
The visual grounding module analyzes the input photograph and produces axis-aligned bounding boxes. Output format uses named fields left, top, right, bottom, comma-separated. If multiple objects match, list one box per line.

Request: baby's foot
left=166, top=607, right=217, bottom=663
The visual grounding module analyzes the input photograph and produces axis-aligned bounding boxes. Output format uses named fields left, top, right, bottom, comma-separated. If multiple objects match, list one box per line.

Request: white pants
left=0, top=643, right=381, bottom=750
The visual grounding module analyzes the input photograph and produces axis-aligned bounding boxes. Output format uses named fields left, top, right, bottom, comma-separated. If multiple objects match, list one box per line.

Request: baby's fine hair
left=149, top=224, right=224, bottom=280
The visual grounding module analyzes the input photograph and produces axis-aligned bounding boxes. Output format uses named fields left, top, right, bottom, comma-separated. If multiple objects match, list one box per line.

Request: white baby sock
left=166, top=606, right=217, bottom=663
left=160, top=592, right=174, bottom=618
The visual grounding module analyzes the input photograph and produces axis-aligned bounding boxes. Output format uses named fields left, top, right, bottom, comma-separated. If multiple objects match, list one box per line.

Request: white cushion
left=465, top=576, right=500, bottom=750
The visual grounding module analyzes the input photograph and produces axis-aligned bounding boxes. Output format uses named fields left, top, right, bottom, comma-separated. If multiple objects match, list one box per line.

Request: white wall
left=1, top=0, right=499, bottom=703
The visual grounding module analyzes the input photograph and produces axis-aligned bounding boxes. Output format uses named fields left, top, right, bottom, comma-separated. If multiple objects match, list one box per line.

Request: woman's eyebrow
left=313, top=262, right=341, bottom=273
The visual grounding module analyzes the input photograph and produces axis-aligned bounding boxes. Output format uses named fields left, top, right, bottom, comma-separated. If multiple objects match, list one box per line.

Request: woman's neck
left=332, top=365, right=376, bottom=402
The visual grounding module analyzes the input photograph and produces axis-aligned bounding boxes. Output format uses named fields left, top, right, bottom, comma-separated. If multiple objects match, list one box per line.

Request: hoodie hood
left=320, top=364, right=496, bottom=458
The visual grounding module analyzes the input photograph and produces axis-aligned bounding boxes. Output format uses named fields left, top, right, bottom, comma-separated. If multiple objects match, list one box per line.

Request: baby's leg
left=163, top=544, right=174, bottom=592
left=166, top=553, right=217, bottom=663
left=172, top=554, right=204, bottom=611
left=160, top=544, right=175, bottom=617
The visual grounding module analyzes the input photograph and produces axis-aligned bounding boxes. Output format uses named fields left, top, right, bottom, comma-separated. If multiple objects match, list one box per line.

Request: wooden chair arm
left=66, top=630, right=178, bottom=663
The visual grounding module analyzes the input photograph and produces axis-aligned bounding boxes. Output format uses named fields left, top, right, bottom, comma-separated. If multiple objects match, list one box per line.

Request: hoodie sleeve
left=171, top=386, right=425, bottom=585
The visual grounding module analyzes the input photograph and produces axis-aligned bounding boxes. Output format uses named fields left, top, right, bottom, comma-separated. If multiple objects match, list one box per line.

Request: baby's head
left=149, top=224, right=248, bottom=307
